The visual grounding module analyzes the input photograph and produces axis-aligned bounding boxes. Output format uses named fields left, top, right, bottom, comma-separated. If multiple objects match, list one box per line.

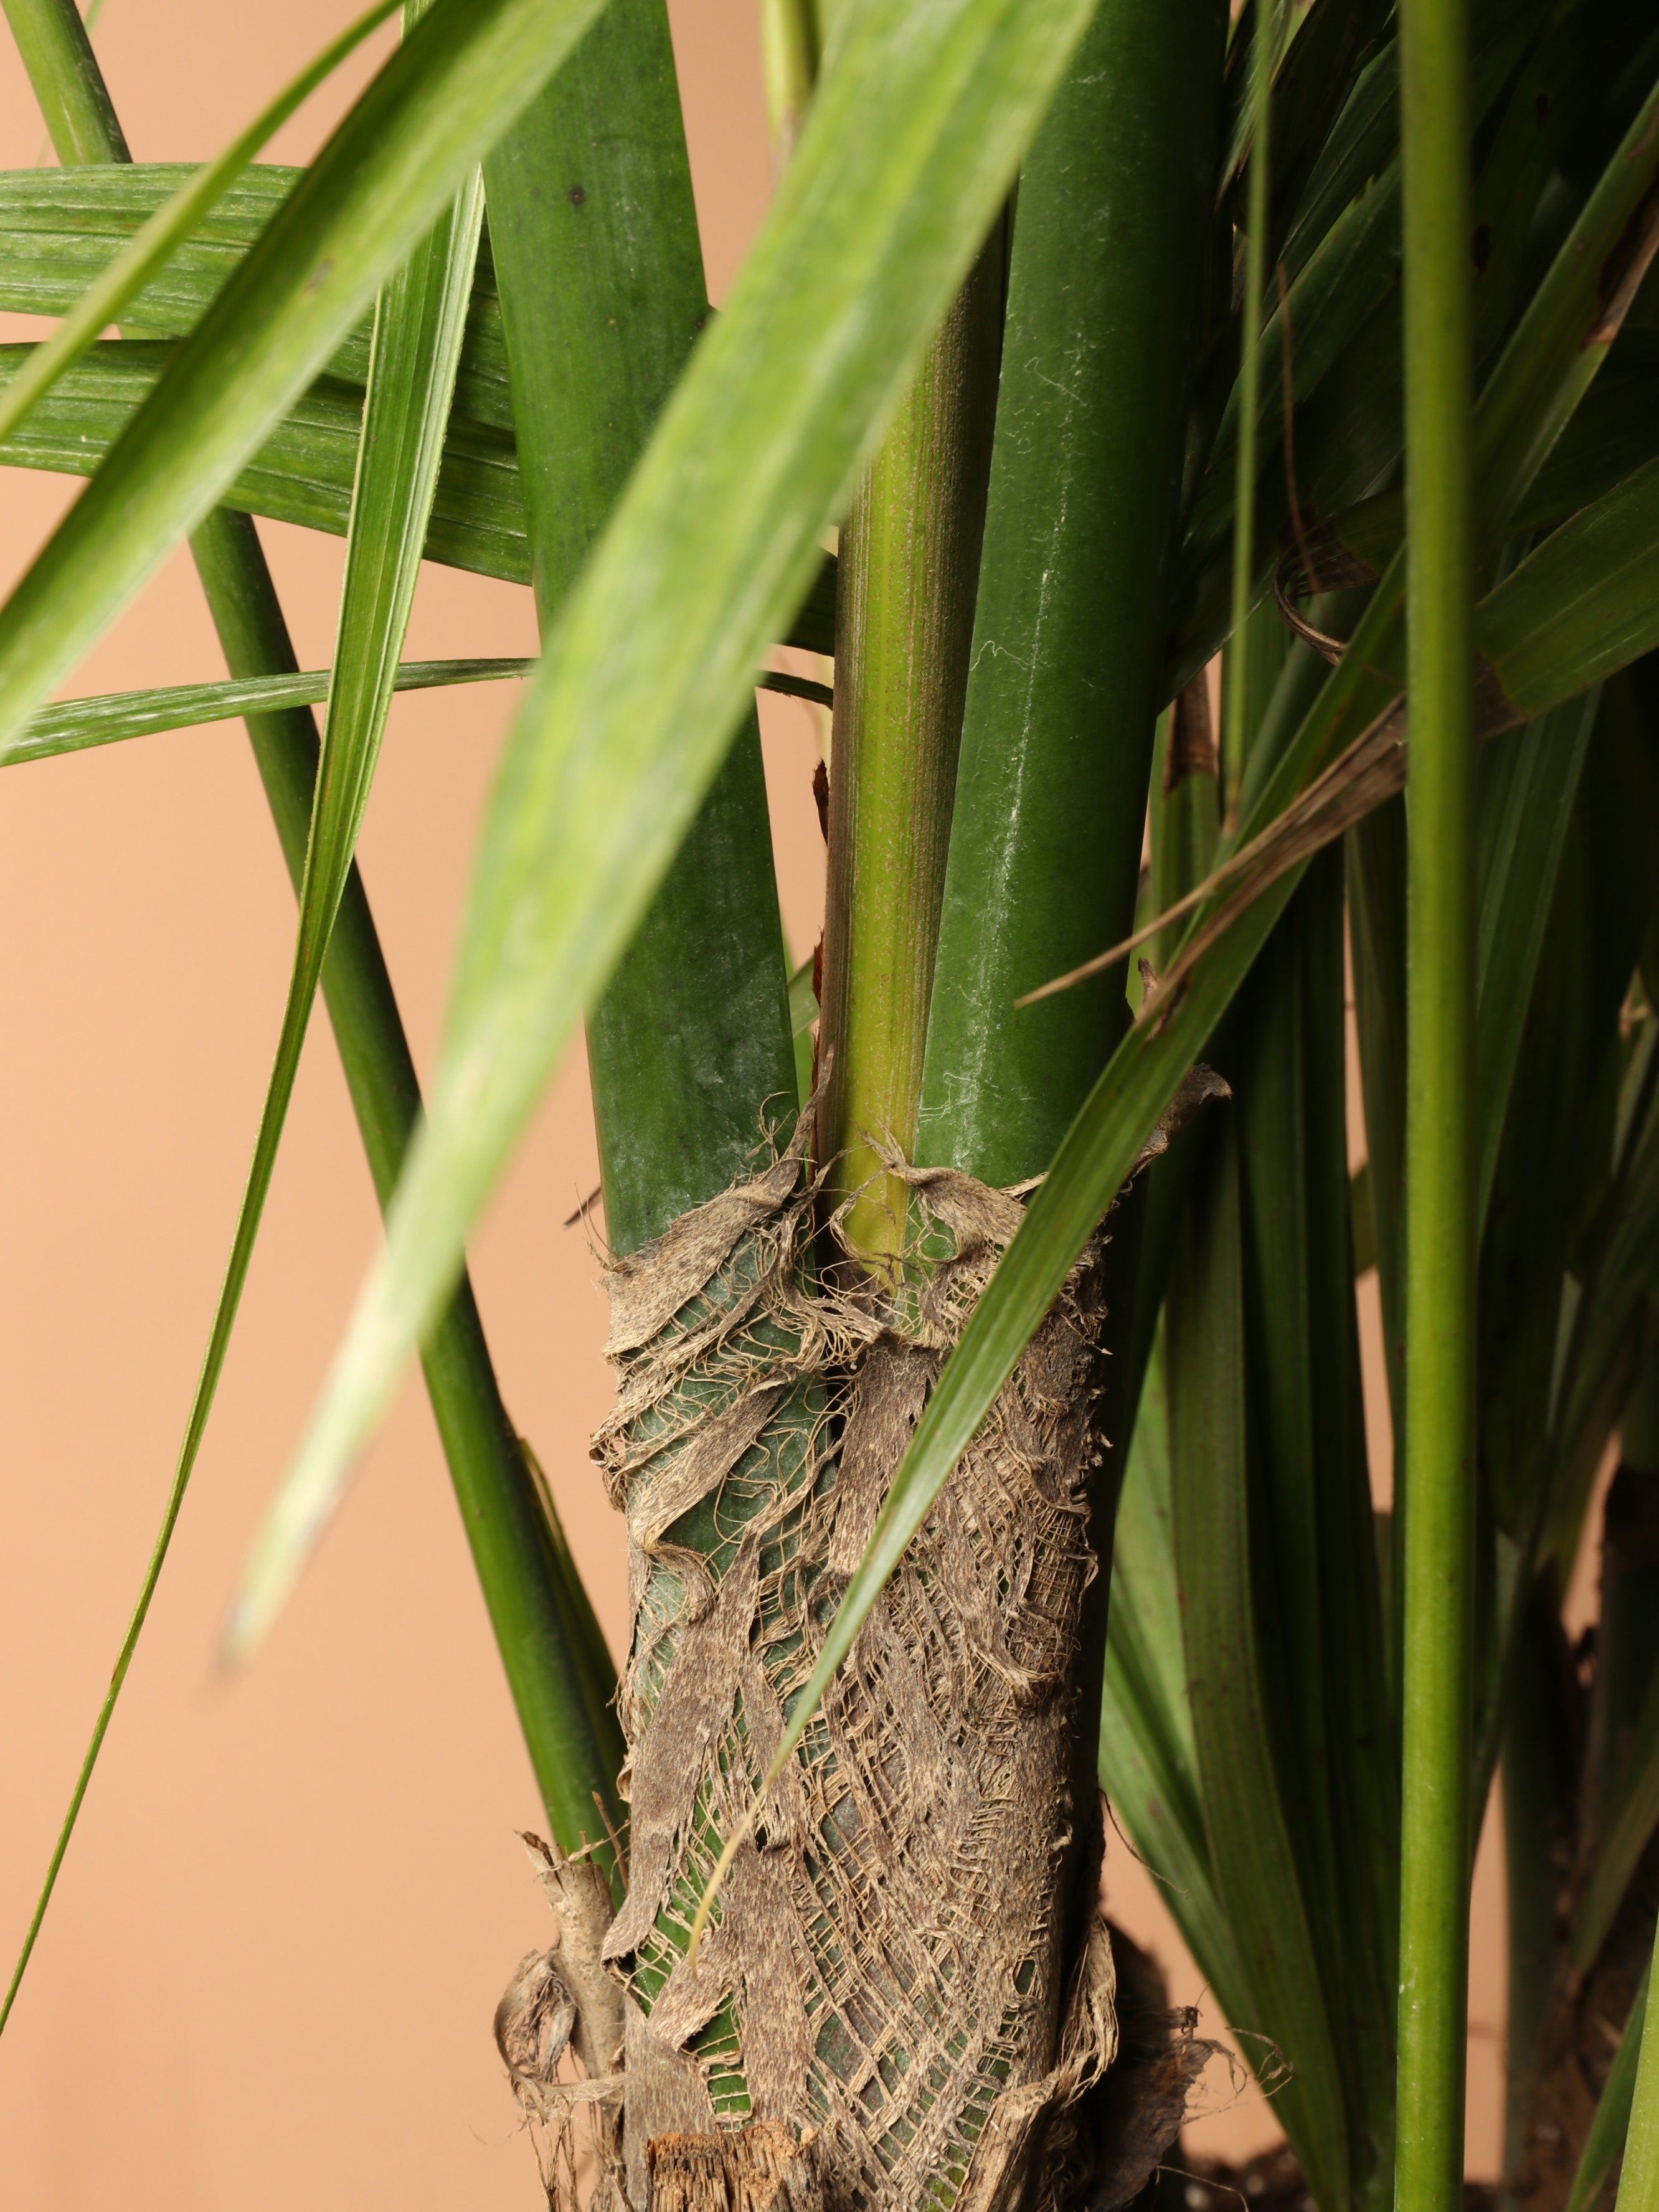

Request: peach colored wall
left=0, top=5, right=1540, bottom=2204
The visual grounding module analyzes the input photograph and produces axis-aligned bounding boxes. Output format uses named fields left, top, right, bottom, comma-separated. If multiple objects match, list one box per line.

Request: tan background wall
left=0, top=4, right=1546, bottom=2203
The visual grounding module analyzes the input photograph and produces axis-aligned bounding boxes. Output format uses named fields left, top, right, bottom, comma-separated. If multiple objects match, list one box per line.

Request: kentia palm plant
left=3, top=0, right=1659, bottom=2208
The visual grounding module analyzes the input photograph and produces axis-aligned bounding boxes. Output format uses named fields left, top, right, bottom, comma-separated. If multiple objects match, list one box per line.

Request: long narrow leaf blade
left=0, top=0, right=400, bottom=447
left=0, top=127, right=491, bottom=2033
left=1567, top=1961, right=1652, bottom=2212
left=227, top=0, right=1102, bottom=1659
left=1474, top=689, right=1599, bottom=1227
left=11, top=657, right=528, bottom=763
left=0, top=338, right=531, bottom=585
left=184, top=166, right=488, bottom=1676
left=1575, top=1663, right=1659, bottom=1972
left=0, top=0, right=608, bottom=757
left=768, top=97, right=1659, bottom=1775
left=0, top=163, right=515, bottom=427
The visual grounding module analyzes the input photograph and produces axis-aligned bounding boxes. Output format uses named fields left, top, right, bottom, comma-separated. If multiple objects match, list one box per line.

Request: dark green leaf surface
left=1576, top=1662, right=1659, bottom=1973
left=1227, top=852, right=1397, bottom=2190
left=1480, top=457, right=1659, bottom=713
left=1472, top=65, right=1659, bottom=555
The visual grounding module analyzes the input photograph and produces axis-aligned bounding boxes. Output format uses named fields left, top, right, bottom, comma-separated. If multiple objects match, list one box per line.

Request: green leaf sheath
left=483, top=0, right=794, bottom=1259
left=250, top=0, right=1102, bottom=1636
left=817, top=230, right=1003, bottom=1269
left=915, top=0, right=1230, bottom=1189
left=0, top=0, right=620, bottom=1859
left=1395, top=0, right=1479, bottom=2208
left=910, top=0, right=1228, bottom=1972
left=192, top=514, right=625, bottom=1837
left=0, top=0, right=612, bottom=759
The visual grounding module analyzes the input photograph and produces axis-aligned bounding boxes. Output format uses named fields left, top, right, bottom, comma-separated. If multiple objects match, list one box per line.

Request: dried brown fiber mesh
left=498, top=1074, right=1227, bottom=2212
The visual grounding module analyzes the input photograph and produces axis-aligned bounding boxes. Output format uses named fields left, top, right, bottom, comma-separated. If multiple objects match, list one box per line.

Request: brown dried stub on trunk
left=503, top=1082, right=1225, bottom=2212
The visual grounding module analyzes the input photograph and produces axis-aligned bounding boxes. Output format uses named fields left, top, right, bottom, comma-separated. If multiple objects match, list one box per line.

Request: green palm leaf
left=226, top=0, right=1102, bottom=1660
left=0, top=0, right=400, bottom=449
left=8, top=656, right=527, bottom=763
left=0, top=0, right=609, bottom=757
left=0, top=163, right=514, bottom=426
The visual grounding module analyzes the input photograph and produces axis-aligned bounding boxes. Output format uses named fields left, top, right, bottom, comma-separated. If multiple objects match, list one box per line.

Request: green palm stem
left=1220, top=0, right=1282, bottom=831
left=483, top=0, right=795, bottom=1262
left=816, top=235, right=1004, bottom=1273
left=912, top=0, right=1229, bottom=1946
left=1394, top=0, right=1479, bottom=2206
left=2, top=0, right=625, bottom=1864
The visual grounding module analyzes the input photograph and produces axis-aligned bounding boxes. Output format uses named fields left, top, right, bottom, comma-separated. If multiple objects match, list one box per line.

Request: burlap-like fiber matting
left=498, top=1075, right=1225, bottom=2212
